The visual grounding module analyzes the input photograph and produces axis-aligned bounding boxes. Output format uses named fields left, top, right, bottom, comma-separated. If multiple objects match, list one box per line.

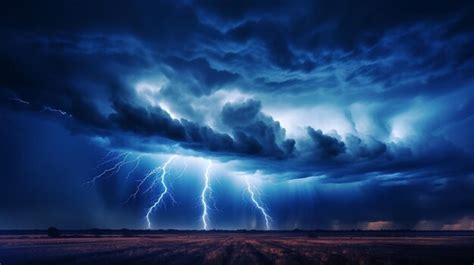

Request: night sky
left=1, top=0, right=473, bottom=230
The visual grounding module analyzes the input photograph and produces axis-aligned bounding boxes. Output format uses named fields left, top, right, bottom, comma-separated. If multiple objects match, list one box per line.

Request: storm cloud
left=0, top=0, right=473, bottom=229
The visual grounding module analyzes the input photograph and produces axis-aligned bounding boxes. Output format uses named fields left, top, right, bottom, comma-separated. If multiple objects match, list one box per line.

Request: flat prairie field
left=1, top=233, right=474, bottom=265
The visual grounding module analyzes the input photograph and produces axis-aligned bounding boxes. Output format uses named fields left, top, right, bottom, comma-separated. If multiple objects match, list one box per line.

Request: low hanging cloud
left=305, top=127, right=346, bottom=160
left=221, top=99, right=295, bottom=157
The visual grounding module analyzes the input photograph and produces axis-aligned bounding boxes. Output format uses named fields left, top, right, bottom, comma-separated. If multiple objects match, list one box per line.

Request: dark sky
left=0, top=0, right=473, bottom=230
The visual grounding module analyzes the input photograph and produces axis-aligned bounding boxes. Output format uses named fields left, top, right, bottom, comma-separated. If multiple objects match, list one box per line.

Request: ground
left=1, top=233, right=474, bottom=265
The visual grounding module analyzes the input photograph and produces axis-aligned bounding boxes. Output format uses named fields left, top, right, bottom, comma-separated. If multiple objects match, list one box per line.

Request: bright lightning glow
left=145, top=155, right=176, bottom=229
left=86, top=153, right=274, bottom=230
left=245, top=176, right=272, bottom=230
left=200, top=161, right=212, bottom=230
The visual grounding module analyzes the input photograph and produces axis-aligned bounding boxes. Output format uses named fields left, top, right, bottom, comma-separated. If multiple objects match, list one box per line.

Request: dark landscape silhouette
left=1, top=229, right=474, bottom=265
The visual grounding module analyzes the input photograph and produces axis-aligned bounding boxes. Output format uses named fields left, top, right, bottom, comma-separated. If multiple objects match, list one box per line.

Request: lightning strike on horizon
left=245, top=176, right=272, bottom=230
left=145, top=155, right=177, bottom=229
left=200, top=161, right=212, bottom=230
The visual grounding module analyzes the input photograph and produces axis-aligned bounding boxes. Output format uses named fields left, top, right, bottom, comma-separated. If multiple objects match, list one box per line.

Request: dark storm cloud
left=163, top=56, right=240, bottom=96
left=194, top=0, right=474, bottom=88
left=0, top=0, right=472, bottom=168
left=0, top=29, right=285, bottom=159
left=322, top=137, right=474, bottom=183
left=196, top=0, right=290, bottom=21
left=221, top=99, right=295, bottom=157
left=110, top=100, right=187, bottom=141
left=98, top=98, right=296, bottom=159
left=345, top=135, right=387, bottom=160
left=199, top=0, right=472, bottom=50
left=226, top=19, right=316, bottom=71
left=3, top=0, right=470, bottom=100
left=104, top=100, right=238, bottom=155
left=0, top=0, right=473, bottom=229
left=305, top=127, right=346, bottom=160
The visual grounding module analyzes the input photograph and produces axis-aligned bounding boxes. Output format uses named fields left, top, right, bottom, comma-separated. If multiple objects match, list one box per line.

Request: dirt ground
left=1, top=233, right=474, bottom=265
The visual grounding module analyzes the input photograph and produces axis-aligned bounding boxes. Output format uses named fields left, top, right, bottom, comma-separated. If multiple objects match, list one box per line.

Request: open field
left=1, top=232, right=474, bottom=265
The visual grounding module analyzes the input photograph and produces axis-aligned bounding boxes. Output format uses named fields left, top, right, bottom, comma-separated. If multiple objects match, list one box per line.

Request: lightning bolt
left=200, top=161, right=212, bottom=230
left=9, top=96, right=72, bottom=117
left=85, top=152, right=142, bottom=186
left=9, top=95, right=71, bottom=117
left=97, top=150, right=116, bottom=164
left=145, top=155, right=176, bottom=229
left=85, top=152, right=274, bottom=231
left=123, top=162, right=163, bottom=204
left=174, top=160, right=188, bottom=179
left=245, top=176, right=272, bottom=230
left=125, top=154, right=143, bottom=179
left=94, top=151, right=124, bottom=170
left=9, top=96, right=30, bottom=105
left=41, top=106, right=70, bottom=116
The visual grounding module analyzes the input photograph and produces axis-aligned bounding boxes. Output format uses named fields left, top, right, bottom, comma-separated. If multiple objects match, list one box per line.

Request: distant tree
left=47, top=227, right=61, bottom=238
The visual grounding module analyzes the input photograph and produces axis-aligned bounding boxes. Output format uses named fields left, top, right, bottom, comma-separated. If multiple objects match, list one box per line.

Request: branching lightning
left=86, top=151, right=274, bottom=231
left=145, top=155, right=177, bottom=229
left=200, top=161, right=212, bottom=230
left=245, top=176, right=272, bottom=230
left=123, top=162, right=163, bottom=204
left=126, top=154, right=143, bottom=179
left=94, top=151, right=124, bottom=169
left=11, top=94, right=278, bottom=231
left=174, top=160, right=188, bottom=179
left=85, top=152, right=142, bottom=186
left=85, top=152, right=130, bottom=185
left=97, top=150, right=116, bottom=164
